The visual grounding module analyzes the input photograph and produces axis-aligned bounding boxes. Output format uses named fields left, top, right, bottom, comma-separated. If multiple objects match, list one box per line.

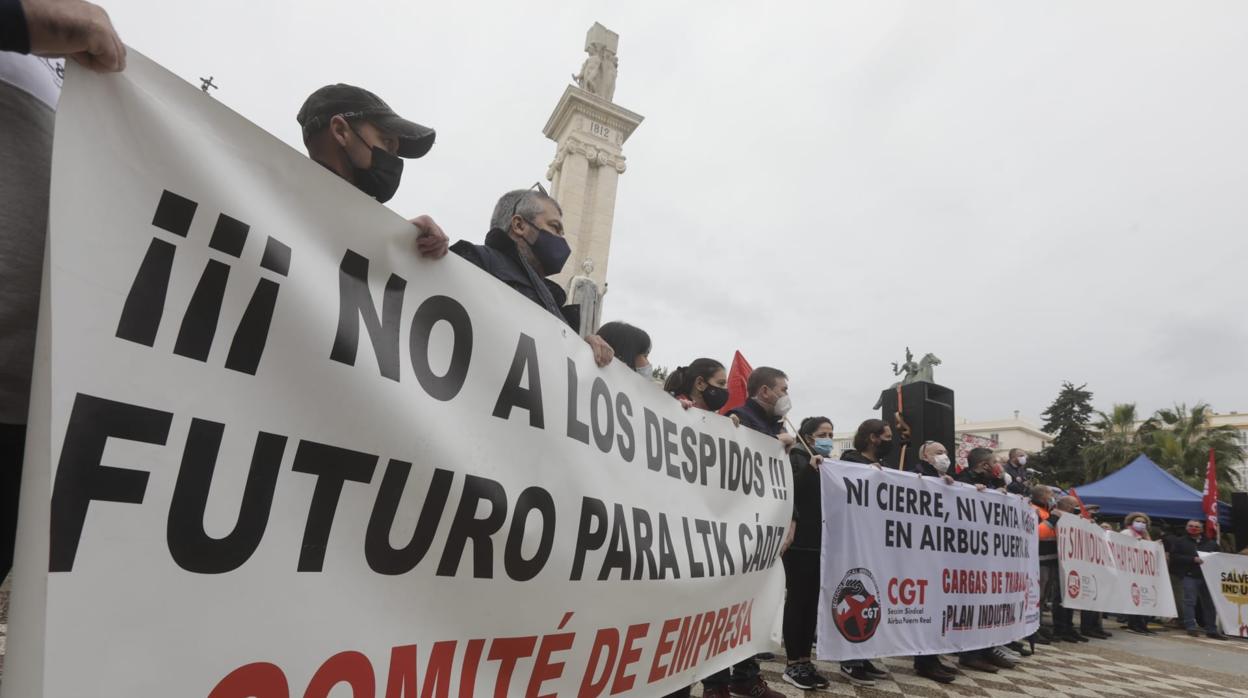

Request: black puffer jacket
left=788, top=446, right=822, bottom=551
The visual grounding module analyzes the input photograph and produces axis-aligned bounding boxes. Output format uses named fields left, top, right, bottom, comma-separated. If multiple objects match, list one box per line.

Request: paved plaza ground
left=694, top=628, right=1248, bottom=697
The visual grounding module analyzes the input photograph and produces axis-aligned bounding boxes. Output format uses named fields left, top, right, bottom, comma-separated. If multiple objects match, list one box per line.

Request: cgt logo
left=832, top=567, right=881, bottom=643
left=1131, top=582, right=1141, bottom=607
left=888, top=577, right=929, bottom=606
left=116, top=190, right=291, bottom=375
left=1067, top=570, right=1081, bottom=598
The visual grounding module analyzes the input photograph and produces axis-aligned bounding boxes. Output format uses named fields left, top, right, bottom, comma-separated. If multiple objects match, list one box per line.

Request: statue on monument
left=873, top=348, right=943, bottom=409
left=572, top=23, right=619, bottom=102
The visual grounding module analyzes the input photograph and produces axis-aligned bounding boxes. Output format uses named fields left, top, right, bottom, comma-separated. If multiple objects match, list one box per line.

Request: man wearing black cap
left=297, top=83, right=447, bottom=258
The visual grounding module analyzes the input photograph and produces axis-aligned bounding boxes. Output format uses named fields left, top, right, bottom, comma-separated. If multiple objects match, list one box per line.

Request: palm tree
left=1144, top=403, right=1243, bottom=493
left=1083, top=403, right=1149, bottom=482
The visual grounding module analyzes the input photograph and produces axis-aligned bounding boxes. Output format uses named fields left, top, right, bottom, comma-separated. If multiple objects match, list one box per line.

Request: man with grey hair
left=451, top=187, right=613, bottom=366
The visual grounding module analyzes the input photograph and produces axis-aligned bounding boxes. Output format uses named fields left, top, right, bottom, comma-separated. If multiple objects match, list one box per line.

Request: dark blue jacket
left=726, top=398, right=783, bottom=437
left=451, top=228, right=579, bottom=328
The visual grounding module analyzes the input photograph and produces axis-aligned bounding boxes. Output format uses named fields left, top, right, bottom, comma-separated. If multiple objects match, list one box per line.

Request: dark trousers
left=1182, top=576, right=1218, bottom=633
left=1, top=423, right=26, bottom=582
left=1051, top=570, right=1074, bottom=632
left=782, top=548, right=819, bottom=661
left=702, top=659, right=760, bottom=687
left=1079, top=610, right=1103, bottom=633
left=914, top=654, right=943, bottom=669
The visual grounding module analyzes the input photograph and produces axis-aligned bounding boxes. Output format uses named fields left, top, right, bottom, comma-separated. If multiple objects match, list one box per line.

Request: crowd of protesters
left=0, top=3, right=1243, bottom=697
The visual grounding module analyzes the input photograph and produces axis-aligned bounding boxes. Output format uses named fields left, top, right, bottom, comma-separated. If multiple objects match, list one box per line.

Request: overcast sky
left=108, top=0, right=1248, bottom=432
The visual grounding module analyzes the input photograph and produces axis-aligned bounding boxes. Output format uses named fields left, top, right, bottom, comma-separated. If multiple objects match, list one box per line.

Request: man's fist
left=22, top=0, right=125, bottom=72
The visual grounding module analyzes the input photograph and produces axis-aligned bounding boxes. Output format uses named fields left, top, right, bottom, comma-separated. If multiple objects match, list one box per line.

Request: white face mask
left=1132, top=521, right=1147, bottom=533
left=635, top=364, right=654, bottom=379
left=932, top=454, right=951, bottom=473
left=772, top=394, right=792, bottom=418
left=1017, top=455, right=1028, bottom=467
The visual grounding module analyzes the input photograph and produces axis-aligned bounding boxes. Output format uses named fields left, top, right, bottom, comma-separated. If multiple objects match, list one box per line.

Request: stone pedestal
left=542, top=86, right=643, bottom=300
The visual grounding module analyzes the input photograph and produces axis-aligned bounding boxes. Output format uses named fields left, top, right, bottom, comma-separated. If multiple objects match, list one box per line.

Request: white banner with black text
left=816, top=462, right=1040, bottom=660
left=3, top=53, right=791, bottom=698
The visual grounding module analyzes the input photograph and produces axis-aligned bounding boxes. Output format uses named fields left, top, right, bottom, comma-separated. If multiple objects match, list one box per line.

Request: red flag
left=719, top=351, right=753, bottom=415
left=1068, top=488, right=1094, bottom=520
left=1203, top=448, right=1220, bottom=539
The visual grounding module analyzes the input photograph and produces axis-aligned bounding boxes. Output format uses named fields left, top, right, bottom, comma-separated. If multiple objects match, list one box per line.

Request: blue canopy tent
left=1075, top=454, right=1231, bottom=525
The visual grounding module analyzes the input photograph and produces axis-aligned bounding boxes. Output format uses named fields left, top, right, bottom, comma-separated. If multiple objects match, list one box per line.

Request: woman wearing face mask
left=663, top=359, right=730, bottom=410
left=1122, top=513, right=1157, bottom=635
left=595, top=321, right=653, bottom=378
left=779, top=417, right=835, bottom=690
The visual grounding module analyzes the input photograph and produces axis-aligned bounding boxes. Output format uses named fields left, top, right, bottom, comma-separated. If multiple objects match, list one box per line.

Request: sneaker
left=1207, top=632, right=1225, bottom=640
left=754, top=652, right=776, bottom=661
left=861, top=660, right=889, bottom=679
left=803, top=662, right=830, bottom=688
left=1006, top=641, right=1033, bottom=657
left=915, top=663, right=956, bottom=684
left=782, top=664, right=817, bottom=691
left=1082, top=629, right=1111, bottom=639
left=959, top=655, right=999, bottom=673
left=838, top=665, right=876, bottom=687
left=727, top=676, right=783, bottom=698
left=988, top=648, right=1018, bottom=670
left=1187, top=629, right=1202, bottom=637
left=1034, top=633, right=1053, bottom=645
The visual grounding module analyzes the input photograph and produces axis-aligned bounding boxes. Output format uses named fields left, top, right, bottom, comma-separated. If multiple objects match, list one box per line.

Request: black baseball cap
left=297, top=83, right=435, bottom=158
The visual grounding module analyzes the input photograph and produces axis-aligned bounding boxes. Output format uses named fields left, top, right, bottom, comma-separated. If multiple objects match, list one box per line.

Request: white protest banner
left=816, top=463, right=1040, bottom=660
left=1057, top=514, right=1176, bottom=617
left=1198, top=553, right=1248, bottom=638
left=3, top=53, right=790, bottom=698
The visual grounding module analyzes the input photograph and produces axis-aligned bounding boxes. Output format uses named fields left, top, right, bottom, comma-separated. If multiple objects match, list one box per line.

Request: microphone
left=1026, top=468, right=1045, bottom=476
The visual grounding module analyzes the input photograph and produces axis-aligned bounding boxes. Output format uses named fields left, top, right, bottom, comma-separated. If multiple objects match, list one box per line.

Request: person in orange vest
left=1032, top=485, right=1057, bottom=645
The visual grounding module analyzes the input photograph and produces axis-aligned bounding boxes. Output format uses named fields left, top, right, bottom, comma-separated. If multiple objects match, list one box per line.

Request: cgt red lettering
left=888, top=578, right=928, bottom=605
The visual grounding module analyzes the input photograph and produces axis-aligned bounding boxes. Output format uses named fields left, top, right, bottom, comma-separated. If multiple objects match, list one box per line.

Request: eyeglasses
left=510, top=181, right=548, bottom=216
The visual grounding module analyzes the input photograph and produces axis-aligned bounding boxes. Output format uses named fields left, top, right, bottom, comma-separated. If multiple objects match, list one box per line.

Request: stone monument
left=544, top=22, right=644, bottom=334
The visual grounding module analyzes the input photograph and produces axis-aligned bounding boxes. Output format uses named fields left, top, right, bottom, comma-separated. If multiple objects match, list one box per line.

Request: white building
left=833, top=411, right=1052, bottom=458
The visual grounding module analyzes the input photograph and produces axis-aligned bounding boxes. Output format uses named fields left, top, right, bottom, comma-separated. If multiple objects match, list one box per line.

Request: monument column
left=544, top=22, right=643, bottom=334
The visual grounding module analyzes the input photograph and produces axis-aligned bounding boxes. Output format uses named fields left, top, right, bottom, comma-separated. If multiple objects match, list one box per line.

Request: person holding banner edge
left=779, top=416, right=834, bottom=690
left=1172, top=519, right=1224, bottom=639
left=694, top=366, right=794, bottom=697
left=451, top=187, right=615, bottom=367
left=297, top=83, right=450, bottom=261
left=0, top=0, right=126, bottom=586
left=1122, top=512, right=1157, bottom=635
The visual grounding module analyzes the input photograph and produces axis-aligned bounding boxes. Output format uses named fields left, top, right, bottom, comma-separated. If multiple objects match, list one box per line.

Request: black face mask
left=701, top=384, right=729, bottom=411
left=525, top=220, right=571, bottom=275
left=347, top=124, right=403, bottom=203
left=875, top=438, right=893, bottom=458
